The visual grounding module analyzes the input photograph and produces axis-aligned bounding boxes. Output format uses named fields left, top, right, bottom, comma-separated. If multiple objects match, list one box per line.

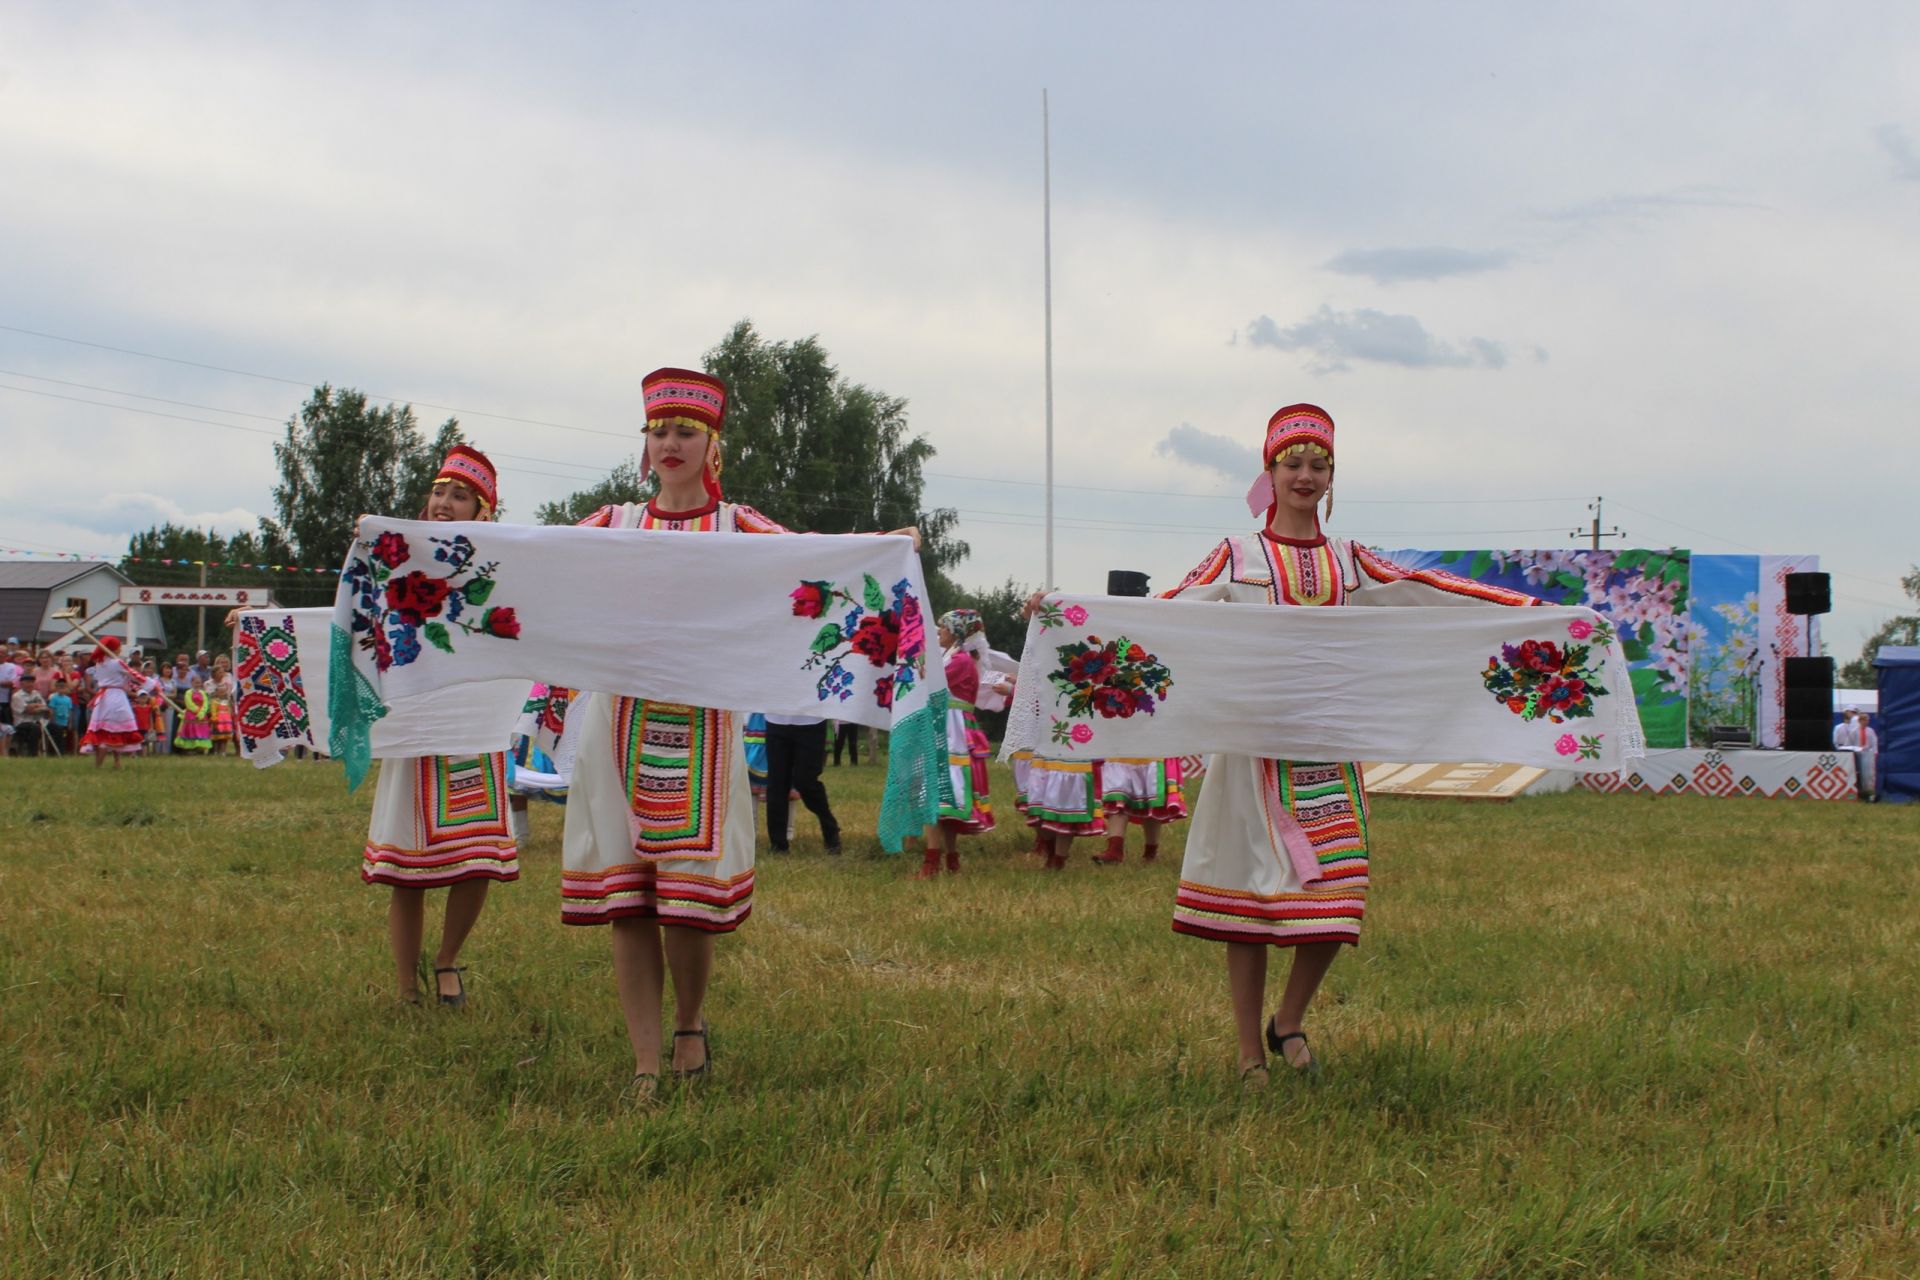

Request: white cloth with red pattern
left=1002, top=591, right=1644, bottom=771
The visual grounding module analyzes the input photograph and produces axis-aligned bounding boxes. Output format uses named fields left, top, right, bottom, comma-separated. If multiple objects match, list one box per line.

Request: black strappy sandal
left=1266, top=1017, right=1322, bottom=1077
left=434, top=965, right=468, bottom=1009
left=671, top=1021, right=711, bottom=1081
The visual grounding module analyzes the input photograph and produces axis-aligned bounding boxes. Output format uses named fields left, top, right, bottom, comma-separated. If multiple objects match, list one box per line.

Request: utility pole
left=1041, top=88, right=1055, bottom=590
left=195, top=560, right=208, bottom=653
left=1570, top=496, right=1623, bottom=549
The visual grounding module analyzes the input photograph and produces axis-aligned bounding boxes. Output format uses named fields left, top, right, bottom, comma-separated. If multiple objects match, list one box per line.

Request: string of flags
left=123, top=556, right=338, bottom=576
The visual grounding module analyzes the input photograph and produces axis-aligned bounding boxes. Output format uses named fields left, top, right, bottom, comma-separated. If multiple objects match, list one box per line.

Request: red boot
left=1092, top=835, right=1125, bottom=865
left=1142, top=844, right=1159, bottom=863
left=944, top=847, right=960, bottom=874
left=912, top=845, right=942, bottom=880
left=1041, top=835, right=1067, bottom=871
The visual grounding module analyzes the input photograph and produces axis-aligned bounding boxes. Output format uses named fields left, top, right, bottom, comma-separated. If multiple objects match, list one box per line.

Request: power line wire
left=925, top=469, right=1587, bottom=505
left=0, top=321, right=632, bottom=439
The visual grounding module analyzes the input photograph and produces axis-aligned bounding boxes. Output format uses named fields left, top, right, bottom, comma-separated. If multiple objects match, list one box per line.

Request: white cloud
left=1154, top=424, right=1255, bottom=480
left=1323, top=246, right=1516, bottom=284
left=1872, top=124, right=1920, bottom=182
left=1244, top=307, right=1515, bottom=373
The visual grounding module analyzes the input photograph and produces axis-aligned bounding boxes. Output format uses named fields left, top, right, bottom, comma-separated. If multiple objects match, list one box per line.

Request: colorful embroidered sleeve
left=730, top=504, right=791, bottom=535
left=1349, top=544, right=1544, bottom=608
left=574, top=505, right=619, bottom=529
left=1158, top=538, right=1235, bottom=601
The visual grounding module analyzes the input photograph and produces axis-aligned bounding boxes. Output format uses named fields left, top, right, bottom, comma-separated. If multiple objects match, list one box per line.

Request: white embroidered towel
left=328, top=519, right=948, bottom=850
left=234, top=607, right=526, bottom=768
left=1001, top=594, right=1644, bottom=771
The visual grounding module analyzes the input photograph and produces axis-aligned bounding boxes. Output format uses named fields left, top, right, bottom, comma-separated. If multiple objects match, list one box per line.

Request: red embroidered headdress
left=1246, top=403, right=1336, bottom=521
left=434, top=444, right=499, bottom=515
left=640, top=366, right=729, bottom=502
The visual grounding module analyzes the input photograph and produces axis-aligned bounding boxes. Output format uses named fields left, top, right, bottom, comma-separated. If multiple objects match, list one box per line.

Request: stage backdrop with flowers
left=1382, top=549, right=1820, bottom=749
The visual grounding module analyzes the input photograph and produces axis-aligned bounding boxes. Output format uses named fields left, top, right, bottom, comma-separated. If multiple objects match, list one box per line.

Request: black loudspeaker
left=1107, top=570, right=1150, bottom=597
left=1785, top=687, right=1830, bottom=719
left=1782, top=657, right=1834, bottom=746
left=1785, top=572, right=1831, bottom=616
left=1784, top=719, right=1833, bottom=752
left=1784, top=656, right=1834, bottom=690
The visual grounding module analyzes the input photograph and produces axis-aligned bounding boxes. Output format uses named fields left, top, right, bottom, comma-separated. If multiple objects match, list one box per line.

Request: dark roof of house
left=0, top=561, right=149, bottom=646
left=0, top=561, right=100, bottom=591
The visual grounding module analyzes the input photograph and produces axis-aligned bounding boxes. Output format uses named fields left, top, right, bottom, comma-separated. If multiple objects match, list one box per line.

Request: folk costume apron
left=559, top=499, right=788, bottom=930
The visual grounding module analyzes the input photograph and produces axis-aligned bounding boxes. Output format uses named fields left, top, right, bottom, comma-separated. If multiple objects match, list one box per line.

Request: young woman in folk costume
left=1090, top=757, right=1188, bottom=865
left=78, top=636, right=147, bottom=769
left=207, top=656, right=237, bottom=756
left=1157, top=404, right=1541, bottom=1086
left=915, top=609, right=1007, bottom=879
left=173, top=674, right=214, bottom=752
left=362, top=445, right=520, bottom=1008
left=562, top=368, right=921, bottom=1091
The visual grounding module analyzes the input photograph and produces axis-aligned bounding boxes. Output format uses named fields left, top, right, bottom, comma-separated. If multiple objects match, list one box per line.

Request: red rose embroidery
left=849, top=614, right=901, bottom=666
left=385, top=571, right=451, bottom=625
left=485, top=607, right=521, bottom=639
left=372, top=531, right=411, bottom=568
left=790, top=582, right=829, bottom=619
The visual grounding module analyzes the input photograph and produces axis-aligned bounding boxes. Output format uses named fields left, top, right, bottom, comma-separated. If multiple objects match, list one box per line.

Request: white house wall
left=38, top=566, right=165, bottom=650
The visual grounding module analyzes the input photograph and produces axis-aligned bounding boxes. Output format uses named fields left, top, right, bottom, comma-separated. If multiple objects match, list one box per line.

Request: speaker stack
left=1782, top=572, right=1833, bottom=752
left=1107, top=570, right=1150, bottom=598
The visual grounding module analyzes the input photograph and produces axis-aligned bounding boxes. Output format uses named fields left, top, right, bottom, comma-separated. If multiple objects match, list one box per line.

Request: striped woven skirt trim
left=362, top=839, right=520, bottom=888
left=560, top=863, right=754, bottom=932
left=1171, top=880, right=1366, bottom=947
left=1099, top=758, right=1189, bottom=824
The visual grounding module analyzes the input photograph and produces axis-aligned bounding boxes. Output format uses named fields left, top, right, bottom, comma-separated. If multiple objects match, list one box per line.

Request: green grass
left=3, top=755, right=1918, bottom=1277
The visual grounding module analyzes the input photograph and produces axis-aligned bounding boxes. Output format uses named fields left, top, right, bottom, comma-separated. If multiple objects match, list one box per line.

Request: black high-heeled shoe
left=1266, top=1017, right=1321, bottom=1076
left=671, top=1021, right=711, bottom=1081
left=434, top=965, right=468, bottom=1009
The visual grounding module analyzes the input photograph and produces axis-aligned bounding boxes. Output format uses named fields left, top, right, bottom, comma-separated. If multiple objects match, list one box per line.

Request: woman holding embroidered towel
left=563, top=367, right=921, bottom=1093
left=1127, top=405, right=1538, bottom=1086
left=361, top=446, right=519, bottom=1008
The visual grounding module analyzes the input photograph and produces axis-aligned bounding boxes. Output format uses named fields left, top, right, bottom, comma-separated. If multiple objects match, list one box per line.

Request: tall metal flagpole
left=1042, top=89, right=1055, bottom=589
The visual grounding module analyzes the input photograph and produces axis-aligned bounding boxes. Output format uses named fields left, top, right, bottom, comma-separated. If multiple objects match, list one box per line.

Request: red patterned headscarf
left=1246, top=403, right=1335, bottom=522
left=640, top=367, right=729, bottom=503
left=434, top=445, right=499, bottom=516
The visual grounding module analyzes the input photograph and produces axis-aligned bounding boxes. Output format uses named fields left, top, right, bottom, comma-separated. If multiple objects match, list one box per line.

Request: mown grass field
left=3, top=754, right=1919, bottom=1278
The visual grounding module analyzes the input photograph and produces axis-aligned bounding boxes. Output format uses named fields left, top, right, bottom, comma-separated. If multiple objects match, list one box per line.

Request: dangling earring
left=1323, top=488, right=1333, bottom=520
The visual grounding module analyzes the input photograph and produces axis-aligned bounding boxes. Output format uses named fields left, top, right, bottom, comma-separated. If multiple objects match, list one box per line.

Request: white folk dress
left=1162, top=530, right=1539, bottom=947
left=559, top=499, right=788, bottom=930
left=80, top=658, right=144, bottom=754
left=361, top=751, right=518, bottom=888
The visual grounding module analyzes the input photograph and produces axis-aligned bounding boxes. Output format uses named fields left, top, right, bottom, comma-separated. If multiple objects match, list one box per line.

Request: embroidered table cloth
left=233, top=607, right=528, bottom=768
left=1002, top=593, right=1645, bottom=771
left=329, top=519, right=947, bottom=850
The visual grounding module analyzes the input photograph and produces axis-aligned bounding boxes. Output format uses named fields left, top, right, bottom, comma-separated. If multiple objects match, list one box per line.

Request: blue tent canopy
left=1873, top=646, right=1920, bottom=804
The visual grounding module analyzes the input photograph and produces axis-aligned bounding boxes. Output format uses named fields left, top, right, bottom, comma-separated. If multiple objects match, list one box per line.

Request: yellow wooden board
left=1361, top=761, right=1552, bottom=800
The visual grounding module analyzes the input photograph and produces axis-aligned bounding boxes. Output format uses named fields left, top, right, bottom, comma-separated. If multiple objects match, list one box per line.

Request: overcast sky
left=1, top=1, right=1915, bottom=655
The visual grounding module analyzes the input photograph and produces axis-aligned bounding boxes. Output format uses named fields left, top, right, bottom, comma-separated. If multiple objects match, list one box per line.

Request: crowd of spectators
left=0, top=642, right=239, bottom=758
